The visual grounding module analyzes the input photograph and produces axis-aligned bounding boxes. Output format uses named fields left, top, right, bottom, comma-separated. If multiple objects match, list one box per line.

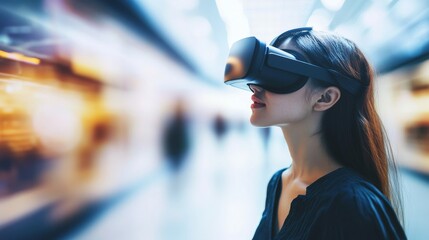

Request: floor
left=65, top=122, right=429, bottom=240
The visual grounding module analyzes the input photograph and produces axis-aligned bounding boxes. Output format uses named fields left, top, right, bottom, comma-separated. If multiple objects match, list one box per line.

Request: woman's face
left=249, top=83, right=315, bottom=127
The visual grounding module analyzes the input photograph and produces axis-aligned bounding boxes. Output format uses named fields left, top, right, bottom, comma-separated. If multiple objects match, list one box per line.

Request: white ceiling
left=135, top=0, right=429, bottom=82
left=241, top=0, right=317, bottom=42
left=218, top=0, right=429, bottom=74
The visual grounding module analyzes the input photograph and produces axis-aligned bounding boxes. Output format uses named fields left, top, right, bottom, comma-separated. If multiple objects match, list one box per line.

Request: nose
left=248, top=84, right=264, bottom=93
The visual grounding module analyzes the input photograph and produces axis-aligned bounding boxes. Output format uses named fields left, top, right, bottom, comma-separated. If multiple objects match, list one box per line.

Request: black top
left=252, top=167, right=407, bottom=240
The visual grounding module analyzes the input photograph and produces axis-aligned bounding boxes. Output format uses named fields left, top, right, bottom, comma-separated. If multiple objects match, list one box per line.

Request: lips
left=251, top=95, right=266, bottom=108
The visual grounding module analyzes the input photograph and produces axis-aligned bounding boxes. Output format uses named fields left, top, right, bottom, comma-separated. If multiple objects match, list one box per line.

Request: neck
left=280, top=123, right=342, bottom=183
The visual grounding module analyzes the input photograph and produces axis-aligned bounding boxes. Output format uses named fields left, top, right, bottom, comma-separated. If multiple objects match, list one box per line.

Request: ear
left=313, top=87, right=341, bottom=111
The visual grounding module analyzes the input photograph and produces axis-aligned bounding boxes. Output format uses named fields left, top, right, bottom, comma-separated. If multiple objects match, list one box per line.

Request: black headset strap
left=270, top=27, right=313, bottom=46
left=270, top=27, right=366, bottom=95
left=282, top=49, right=307, bottom=62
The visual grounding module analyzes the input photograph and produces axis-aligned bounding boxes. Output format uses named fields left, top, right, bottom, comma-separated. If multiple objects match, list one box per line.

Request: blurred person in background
left=15, top=145, right=49, bottom=191
left=228, top=28, right=406, bottom=239
left=213, top=113, right=228, bottom=146
left=162, top=98, right=191, bottom=173
left=0, top=142, right=16, bottom=196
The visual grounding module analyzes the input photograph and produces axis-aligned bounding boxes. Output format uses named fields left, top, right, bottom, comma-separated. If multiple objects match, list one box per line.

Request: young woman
left=239, top=28, right=406, bottom=239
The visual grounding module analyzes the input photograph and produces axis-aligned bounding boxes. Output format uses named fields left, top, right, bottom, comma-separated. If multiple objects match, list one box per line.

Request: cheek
left=250, top=99, right=309, bottom=126
left=270, top=101, right=309, bottom=123
left=250, top=88, right=314, bottom=127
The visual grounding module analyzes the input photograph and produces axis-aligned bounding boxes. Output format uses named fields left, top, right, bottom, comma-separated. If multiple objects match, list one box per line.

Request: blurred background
left=0, top=0, right=428, bottom=239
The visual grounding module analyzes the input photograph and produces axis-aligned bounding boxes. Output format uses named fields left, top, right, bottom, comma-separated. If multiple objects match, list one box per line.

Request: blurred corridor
left=0, top=0, right=429, bottom=239
left=65, top=127, right=429, bottom=240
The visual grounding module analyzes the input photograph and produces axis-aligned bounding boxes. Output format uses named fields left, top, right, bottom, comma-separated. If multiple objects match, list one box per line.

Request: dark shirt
left=253, top=167, right=407, bottom=240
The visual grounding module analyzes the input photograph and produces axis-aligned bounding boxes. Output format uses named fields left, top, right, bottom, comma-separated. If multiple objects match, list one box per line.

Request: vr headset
left=224, top=27, right=363, bottom=95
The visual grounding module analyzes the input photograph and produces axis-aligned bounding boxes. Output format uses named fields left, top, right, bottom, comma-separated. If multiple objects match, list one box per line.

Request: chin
left=250, top=117, right=270, bottom=127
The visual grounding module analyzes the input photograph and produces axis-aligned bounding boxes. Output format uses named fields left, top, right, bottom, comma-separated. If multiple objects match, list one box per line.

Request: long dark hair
left=275, top=30, right=403, bottom=222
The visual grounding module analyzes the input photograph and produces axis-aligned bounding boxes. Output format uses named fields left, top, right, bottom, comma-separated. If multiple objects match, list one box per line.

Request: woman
left=237, top=28, right=406, bottom=239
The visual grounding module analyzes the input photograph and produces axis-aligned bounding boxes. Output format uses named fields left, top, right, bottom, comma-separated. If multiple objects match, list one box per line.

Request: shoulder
left=311, top=169, right=406, bottom=239
left=330, top=169, right=390, bottom=210
left=326, top=169, right=395, bottom=223
left=309, top=167, right=389, bottom=210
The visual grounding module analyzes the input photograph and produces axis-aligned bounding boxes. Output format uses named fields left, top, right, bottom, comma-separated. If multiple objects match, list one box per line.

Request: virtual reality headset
left=224, top=27, right=363, bottom=95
